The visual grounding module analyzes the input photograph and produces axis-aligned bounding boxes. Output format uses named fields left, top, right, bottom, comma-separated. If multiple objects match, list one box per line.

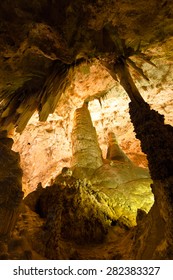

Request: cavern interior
left=0, top=0, right=173, bottom=260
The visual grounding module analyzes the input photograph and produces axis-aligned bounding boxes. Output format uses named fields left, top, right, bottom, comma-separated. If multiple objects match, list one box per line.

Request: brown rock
left=0, top=131, right=23, bottom=236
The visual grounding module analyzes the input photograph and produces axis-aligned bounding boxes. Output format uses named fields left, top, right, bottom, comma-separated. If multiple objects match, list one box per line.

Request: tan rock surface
left=12, top=56, right=173, bottom=193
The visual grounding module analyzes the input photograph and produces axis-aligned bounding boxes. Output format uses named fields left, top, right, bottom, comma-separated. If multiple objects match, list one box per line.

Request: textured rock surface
left=21, top=173, right=152, bottom=259
left=0, top=0, right=171, bottom=193
left=129, top=101, right=173, bottom=180
left=0, top=131, right=23, bottom=236
left=0, top=0, right=173, bottom=260
left=126, top=101, right=173, bottom=259
left=71, top=103, right=103, bottom=171
left=124, top=176, right=173, bottom=260
left=106, top=131, right=131, bottom=162
left=12, top=114, right=72, bottom=194
left=0, top=203, right=45, bottom=260
left=12, top=58, right=173, bottom=193
left=90, top=162, right=153, bottom=227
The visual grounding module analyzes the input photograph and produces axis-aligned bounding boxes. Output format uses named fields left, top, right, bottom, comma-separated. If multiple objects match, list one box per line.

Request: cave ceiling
left=0, top=0, right=173, bottom=192
left=0, top=0, right=173, bottom=127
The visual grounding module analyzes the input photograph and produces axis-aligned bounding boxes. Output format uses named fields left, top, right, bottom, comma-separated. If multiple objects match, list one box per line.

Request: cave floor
left=9, top=204, right=133, bottom=260
left=57, top=225, right=133, bottom=260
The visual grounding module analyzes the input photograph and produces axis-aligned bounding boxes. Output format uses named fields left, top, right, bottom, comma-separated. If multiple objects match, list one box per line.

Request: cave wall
left=0, top=131, right=23, bottom=237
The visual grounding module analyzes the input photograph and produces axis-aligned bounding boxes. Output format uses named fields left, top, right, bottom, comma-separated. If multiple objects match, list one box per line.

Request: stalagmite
left=106, top=131, right=131, bottom=162
left=71, top=103, right=103, bottom=171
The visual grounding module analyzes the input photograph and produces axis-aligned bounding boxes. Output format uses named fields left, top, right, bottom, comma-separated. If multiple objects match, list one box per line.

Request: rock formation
left=106, top=131, right=131, bottom=162
left=0, top=0, right=172, bottom=261
left=11, top=105, right=154, bottom=260
left=71, top=103, right=103, bottom=176
left=128, top=101, right=173, bottom=259
left=0, top=131, right=23, bottom=237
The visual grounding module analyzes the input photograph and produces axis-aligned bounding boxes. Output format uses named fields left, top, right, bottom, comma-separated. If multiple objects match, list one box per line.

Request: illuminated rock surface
left=71, top=103, right=103, bottom=170
left=0, top=0, right=173, bottom=260
left=12, top=60, right=173, bottom=193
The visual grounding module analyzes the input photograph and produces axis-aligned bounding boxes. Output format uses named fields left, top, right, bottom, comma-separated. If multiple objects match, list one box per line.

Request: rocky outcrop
left=0, top=131, right=23, bottom=236
left=90, top=162, right=153, bottom=227
left=20, top=165, right=153, bottom=259
left=20, top=136, right=154, bottom=259
left=24, top=178, right=114, bottom=259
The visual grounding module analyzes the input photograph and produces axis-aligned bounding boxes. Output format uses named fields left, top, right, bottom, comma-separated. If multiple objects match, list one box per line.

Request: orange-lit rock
left=12, top=57, right=173, bottom=194
left=0, top=0, right=173, bottom=261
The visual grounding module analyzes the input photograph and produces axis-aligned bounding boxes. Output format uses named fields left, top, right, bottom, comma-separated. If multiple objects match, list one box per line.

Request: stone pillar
left=106, top=131, right=131, bottom=162
left=71, top=103, right=103, bottom=169
left=129, top=101, right=173, bottom=180
left=129, top=101, right=173, bottom=259
left=0, top=130, right=23, bottom=236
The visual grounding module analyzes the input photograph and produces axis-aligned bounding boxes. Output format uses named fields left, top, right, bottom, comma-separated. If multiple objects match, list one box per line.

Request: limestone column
left=71, top=103, right=103, bottom=169
left=129, top=101, right=173, bottom=259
